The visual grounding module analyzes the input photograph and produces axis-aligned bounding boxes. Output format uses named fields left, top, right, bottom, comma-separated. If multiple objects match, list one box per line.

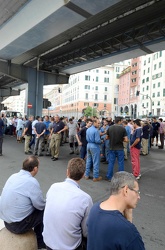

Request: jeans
left=0, top=135, right=3, bottom=154
left=80, top=145, right=87, bottom=159
left=85, top=144, right=100, bottom=178
left=4, top=209, right=44, bottom=247
left=29, top=134, right=36, bottom=149
left=33, top=136, right=44, bottom=155
left=106, top=150, right=124, bottom=179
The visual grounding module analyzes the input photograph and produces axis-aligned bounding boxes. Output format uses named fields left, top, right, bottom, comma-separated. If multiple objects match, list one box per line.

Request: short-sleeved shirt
left=107, top=124, right=127, bottom=150
left=142, top=125, right=150, bottom=139
left=25, top=120, right=32, bottom=136
left=152, top=122, right=160, bottom=132
left=131, top=127, right=142, bottom=149
left=87, top=202, right=145, bottom=250
left=34, top=122, right=46, bottom=135
left=79, top=126, right=88, bottom=146
left=67, top=122, right=78, bottom=136
left=52, top=121, right=65, bottom=133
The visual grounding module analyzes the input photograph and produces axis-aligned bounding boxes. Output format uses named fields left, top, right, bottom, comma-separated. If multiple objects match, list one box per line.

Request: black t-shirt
left=79, top=127, right=88, bottom=146
left=25, top=120, right=32, bottom=136
left=107, top=124, right=127, bottom=150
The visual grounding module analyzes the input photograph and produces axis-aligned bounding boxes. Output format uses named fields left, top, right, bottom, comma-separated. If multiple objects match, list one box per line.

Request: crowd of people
left=0, top=113, right=165, bottom=180
left=0, top=112, right=164, bottom=249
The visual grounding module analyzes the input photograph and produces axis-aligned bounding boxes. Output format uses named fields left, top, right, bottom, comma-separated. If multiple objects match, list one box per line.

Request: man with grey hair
left=87, top=171, right=145, bottom=250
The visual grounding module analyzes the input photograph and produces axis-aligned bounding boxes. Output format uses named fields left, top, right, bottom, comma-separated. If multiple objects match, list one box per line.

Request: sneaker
left=25, top=151, right=32, bottom=155
left=93, top=176, right=102, bottom=182
left=136, top=174, right=141, bottom=180
left=69, top=151, right=74, bottom=154
left=84, top=176, right=90, bottom=180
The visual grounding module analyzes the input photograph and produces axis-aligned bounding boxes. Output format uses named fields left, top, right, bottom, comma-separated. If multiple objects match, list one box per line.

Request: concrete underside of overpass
left=0, top=0, right=165, bottom=115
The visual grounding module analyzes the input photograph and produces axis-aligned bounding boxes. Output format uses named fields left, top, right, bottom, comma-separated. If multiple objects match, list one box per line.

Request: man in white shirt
left=43, top=158, right=93, bottom=250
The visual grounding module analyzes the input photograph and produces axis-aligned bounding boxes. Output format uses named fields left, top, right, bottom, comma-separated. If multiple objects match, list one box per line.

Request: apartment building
left=140, top=50, right=165, bottom=117
left=118, top=50, right=165, bottom=118
left=44, top=63, right=130, bottom=119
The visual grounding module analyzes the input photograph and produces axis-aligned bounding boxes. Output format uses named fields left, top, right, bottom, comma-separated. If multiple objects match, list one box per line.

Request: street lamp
left=136, top=91, right=152, bottom=115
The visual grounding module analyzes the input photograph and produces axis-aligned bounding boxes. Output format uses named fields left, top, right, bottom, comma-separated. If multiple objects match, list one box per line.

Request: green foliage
left=84, top=106, right=97, bottom=117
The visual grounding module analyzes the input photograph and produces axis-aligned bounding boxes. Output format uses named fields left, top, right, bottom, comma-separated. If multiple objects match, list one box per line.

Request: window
left=142, top=87, right=144, bottom=92
left=95, top=86, right=98, bottom=91
left=154, top=64, right=157, bottom=70
left=143, top=70, right=145, bottom=75
left=158, top=82, right=160, bottom=87
left=157, top=92, right=160, bottom=97
left=146, top=102, right=148, bottom=107
left=96, top=69, right=99, bottom=73
left=159, top=51, right=162, bottom=57
left=163, top=89, right=165, bottom=97
left=104, top=95, right=107, bottom=101
left=146, top=77, right=149, bottom=82
left=85, top=75, right=90, bottom=81
left=146, top=86, right=149, bottom=90
left=132, top=78, right=136, bottom=83
left=148, top=58, right=150, bottom=63
left=153, top=84, right=155, bottom=88
left=144, top=60, right=146, bottom=65
left=114, top=98, right=117, bottom=104
left=158, top=101, right=160, bottom=106
left=152, top=93, right=155, bottom=98
left=116, top=74, right=120, bottom=79
left=105, top=87, right=107, bottom=91
left=159, top=62, right=161, bottom=68
left=95, top=94, right=98, bottom=100
left=142, top=79, right=145, bottom=84
left=96, top=76, right=99, bottom=82
left=94, top=103, right=98, bottom=107
left=148, top=68, right=150, bottom=73
left=85, top=93, right=88, bottom=99
left=116, top=67, right=120, bottom=72
left=84, top=85, right=90, bottom=89
left=104, top=77, right=109, bottom=83
left=104, top=70, right=109, bottom=74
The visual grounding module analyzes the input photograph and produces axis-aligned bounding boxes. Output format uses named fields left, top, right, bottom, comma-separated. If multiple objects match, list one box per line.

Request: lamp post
left=136, top=91, right=152, bottom=115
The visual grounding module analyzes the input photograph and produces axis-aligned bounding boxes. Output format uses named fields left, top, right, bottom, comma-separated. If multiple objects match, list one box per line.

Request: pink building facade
left=118, top=66, right=131, bottom=116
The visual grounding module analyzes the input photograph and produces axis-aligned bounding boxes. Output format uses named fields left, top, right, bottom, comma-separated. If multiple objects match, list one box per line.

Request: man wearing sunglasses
left=87, top=171, right=145, bottom=250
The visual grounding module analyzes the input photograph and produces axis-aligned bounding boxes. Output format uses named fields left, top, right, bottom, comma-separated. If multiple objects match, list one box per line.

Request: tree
left=84, top=106, right=97, bottom=117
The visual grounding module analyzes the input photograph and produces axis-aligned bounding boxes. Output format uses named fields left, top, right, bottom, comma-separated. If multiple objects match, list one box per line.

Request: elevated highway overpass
left=0, top=0, right=165, bottom=115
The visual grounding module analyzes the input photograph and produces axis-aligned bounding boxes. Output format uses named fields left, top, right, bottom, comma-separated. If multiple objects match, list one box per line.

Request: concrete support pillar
left=0, top=227, right=37, bottom=250
left=25, top=68, right=44, bottom=117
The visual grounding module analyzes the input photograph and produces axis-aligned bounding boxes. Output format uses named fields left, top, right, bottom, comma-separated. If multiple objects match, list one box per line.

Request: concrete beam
left=0, top=60, right=69, bottom=84
left=0, top=88, right=20, bottom=97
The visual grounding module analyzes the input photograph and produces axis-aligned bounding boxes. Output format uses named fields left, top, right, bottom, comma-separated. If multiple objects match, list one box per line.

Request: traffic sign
left=27, top=103, right=32, bottom=109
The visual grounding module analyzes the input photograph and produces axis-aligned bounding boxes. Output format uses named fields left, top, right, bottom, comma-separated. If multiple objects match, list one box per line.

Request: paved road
left=0, top=136, right=165, bottom=250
